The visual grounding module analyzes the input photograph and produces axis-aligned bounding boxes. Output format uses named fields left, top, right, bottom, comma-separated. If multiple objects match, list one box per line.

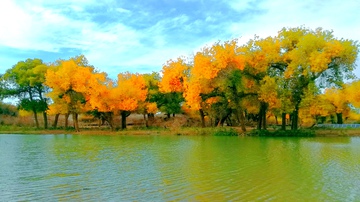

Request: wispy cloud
left=0, top=0, right=359, bottom=78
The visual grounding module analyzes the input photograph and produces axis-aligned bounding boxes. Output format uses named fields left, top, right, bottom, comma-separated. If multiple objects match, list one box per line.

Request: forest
left=0, top=27, right=359, bottom=133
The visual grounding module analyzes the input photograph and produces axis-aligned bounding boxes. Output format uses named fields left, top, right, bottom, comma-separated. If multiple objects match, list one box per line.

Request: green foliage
left=4, top=58, right=47, bottom=88
left=19, top=99, right=48, bottom=112
left=155, top=92, right=184, bottom=115
left=247, top=129, right=315, bottom=137
left=0, top=102, right=18, bottom=116
left=213, top=128, right=239, bottom=136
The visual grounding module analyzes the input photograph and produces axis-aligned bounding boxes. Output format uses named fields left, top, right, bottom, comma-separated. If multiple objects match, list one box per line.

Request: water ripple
left=1, top=135, right=360, bottom=201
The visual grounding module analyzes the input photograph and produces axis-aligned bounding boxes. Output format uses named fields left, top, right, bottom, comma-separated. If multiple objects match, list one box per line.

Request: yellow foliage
left=45, top=57, right=106, bottom=114
left=183, top=79, right=203, bottom=110
left=241, top=98, right=259, bottom=114
left=258, top=76, right=280, bottom=109
left=345, top=80, right=360, bottom=108
left=323, top=87, right=348, bottom=113
left=205, top=97, right=221, bottom=105
left=279, top=27, right=358, bottom=76
left=146, top=102, right=158, bottom=114
left=18, top=109, right=32, bottom=117
left=88, top=73, right=147, bottom=113
left=159, top=58, right=188, bottom=93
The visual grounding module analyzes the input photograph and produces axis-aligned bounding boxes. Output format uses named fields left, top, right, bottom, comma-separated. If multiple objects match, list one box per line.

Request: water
left=1, top=134, right=360, bottom=201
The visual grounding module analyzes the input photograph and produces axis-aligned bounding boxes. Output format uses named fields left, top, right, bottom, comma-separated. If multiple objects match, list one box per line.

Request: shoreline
left=1, top=127, right=360, bottom=137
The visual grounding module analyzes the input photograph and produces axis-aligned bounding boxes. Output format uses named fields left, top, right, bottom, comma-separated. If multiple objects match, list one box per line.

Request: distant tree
left=86, top=72, right=147, bottom=130
left=3, top=59, right=49, bottom=128
left=278, top=27, right=358, bottom=129
left=45, top=55, right=105, bottom=131
left=0, top=102, right=18, bottom=117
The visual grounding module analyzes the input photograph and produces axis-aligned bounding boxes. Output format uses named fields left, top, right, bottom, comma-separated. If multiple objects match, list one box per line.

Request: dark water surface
left=1, top=134, right=360, bottom=201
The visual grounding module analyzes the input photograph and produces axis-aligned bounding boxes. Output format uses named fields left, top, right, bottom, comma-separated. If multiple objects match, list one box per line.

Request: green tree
left=3, top=59, right=49, bottom=128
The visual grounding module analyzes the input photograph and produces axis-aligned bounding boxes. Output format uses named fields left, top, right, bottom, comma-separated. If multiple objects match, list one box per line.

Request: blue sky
left=0, top=0, right=359, bottom=78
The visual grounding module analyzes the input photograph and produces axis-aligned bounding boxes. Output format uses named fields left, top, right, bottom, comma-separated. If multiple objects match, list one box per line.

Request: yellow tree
left=240, top=36, right=282, bottom=130
left=159, top=57, right=189, bottom=93
left=322, top=87, right=349, bottom=124
left=137, top=73, right=160, bottom=127
left=183, top=40, right=247, bottom=128
left=345, top=80, right=360, bottom=118
left=299, top=83, right=334, bottom=126
left=47, top=97, right=69, bottom=128
left=158, top=58, right=189, bottom=118
left=45, top=55, right=106, bottom=131
left=85, top=72, right=147, bottom=130
left=279, top=27, right=358, bottom=130
left=115, top=73, right=147, bottom=129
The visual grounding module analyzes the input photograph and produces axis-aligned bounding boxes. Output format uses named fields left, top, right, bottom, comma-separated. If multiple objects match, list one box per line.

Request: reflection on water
left=1, top=134, right=360, bottom=201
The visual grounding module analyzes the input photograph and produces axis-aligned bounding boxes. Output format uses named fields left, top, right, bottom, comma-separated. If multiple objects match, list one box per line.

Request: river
left=1, top=134, right=360, bottom=201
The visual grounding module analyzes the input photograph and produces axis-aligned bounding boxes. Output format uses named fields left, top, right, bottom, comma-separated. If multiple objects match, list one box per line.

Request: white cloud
left=116, top=7, right=131, bottom=14
left=0, top=0, right=34, bottom=48
left=0, top=0, right=359, bottom=77
left=228, top=0, right=360, bottom=44
left=228, top=0, right=255, bottom=11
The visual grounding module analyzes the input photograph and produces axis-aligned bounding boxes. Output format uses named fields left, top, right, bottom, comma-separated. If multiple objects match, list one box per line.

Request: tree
left=345, top=80, right=360, bottom=111
left=158, top=58, right=189, bottom=118
left=87, top=72, right=148, bottom=130
left=279, top=27, right=358, bottom=130
left=322, top=87, right=349, bottom=124
left=240, top=36, right=283, bottom=130
left=3, top=59, right=49, bottom=128
left=45, top=55, right=105, bottom=131
left=184, top=40, right=246, bottom=128
left=116, top=73, right=147, bottom=129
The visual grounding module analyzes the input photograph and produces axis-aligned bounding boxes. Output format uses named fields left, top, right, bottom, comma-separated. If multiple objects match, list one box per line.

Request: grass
left=1, top=124, right=360, bottom=137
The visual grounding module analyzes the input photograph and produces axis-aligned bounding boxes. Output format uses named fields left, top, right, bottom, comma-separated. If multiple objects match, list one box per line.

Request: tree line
left=0, top=27, right=359, bottom=131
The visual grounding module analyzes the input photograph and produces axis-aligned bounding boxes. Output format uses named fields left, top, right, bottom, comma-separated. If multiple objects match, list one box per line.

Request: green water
left=1, top=134, right=360, bottom=201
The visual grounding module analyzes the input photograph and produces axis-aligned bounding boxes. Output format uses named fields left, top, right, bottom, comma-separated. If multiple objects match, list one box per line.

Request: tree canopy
left=1, top=26, right=359, bottom=131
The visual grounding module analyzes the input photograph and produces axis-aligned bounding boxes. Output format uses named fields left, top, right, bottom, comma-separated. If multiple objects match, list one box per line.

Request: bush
left=213, top=128, right=239, bottom=136
left=247, top=129, right=315, bottom=137
left=0, top=102, right=17, bottom=116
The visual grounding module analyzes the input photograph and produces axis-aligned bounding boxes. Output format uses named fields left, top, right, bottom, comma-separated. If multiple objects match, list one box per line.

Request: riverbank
left=1, top=126, right=360, bottom=136
left=0, top=126, right=240, bottom=136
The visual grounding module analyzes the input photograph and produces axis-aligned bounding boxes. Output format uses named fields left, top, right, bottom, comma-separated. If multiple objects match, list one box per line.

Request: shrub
left=247, top=129, right=315, bottom=137
left=213, top=128, right=239, bottom=136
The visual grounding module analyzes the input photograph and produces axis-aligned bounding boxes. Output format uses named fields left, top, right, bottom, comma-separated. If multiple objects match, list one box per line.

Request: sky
left=0, top=0, right=359, bottom=78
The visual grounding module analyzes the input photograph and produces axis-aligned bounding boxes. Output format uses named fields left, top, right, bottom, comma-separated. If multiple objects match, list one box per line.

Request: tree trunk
left=257, top=102, right=267, bottom=130
left=65, top=113, right=69, bottom=128
left=72, top=113, right=79, bottom=132
left=281, top=113, right=286, bottom=130
left=28, top=90, right=39, bottom=129
left=53, top=113, right=60, bottom=128
left=43, top=112, right=48, bottom=129
left=226, top=117, right=232, bottom=126
left=199, top=109, right=205, bottom=128
left=258, top=110, right=263, bottom=130
left=262, top=108, right=267, bottom=130
left=336, top=113, right=343, bottom=124
left=33, top=109, right=39, bottom=129
left=104, top=113, right=114, bottom=131
left=218, top=111, right=231, bottom=127
left=291, top=107, right=299, bottom=130
left=121, top=111, right=127, bottom=129
left=38, top=90, right=48, bottom=129
left=239, top=110, right=246, bottom=132
left=144, top=114, right=149, bottom=128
